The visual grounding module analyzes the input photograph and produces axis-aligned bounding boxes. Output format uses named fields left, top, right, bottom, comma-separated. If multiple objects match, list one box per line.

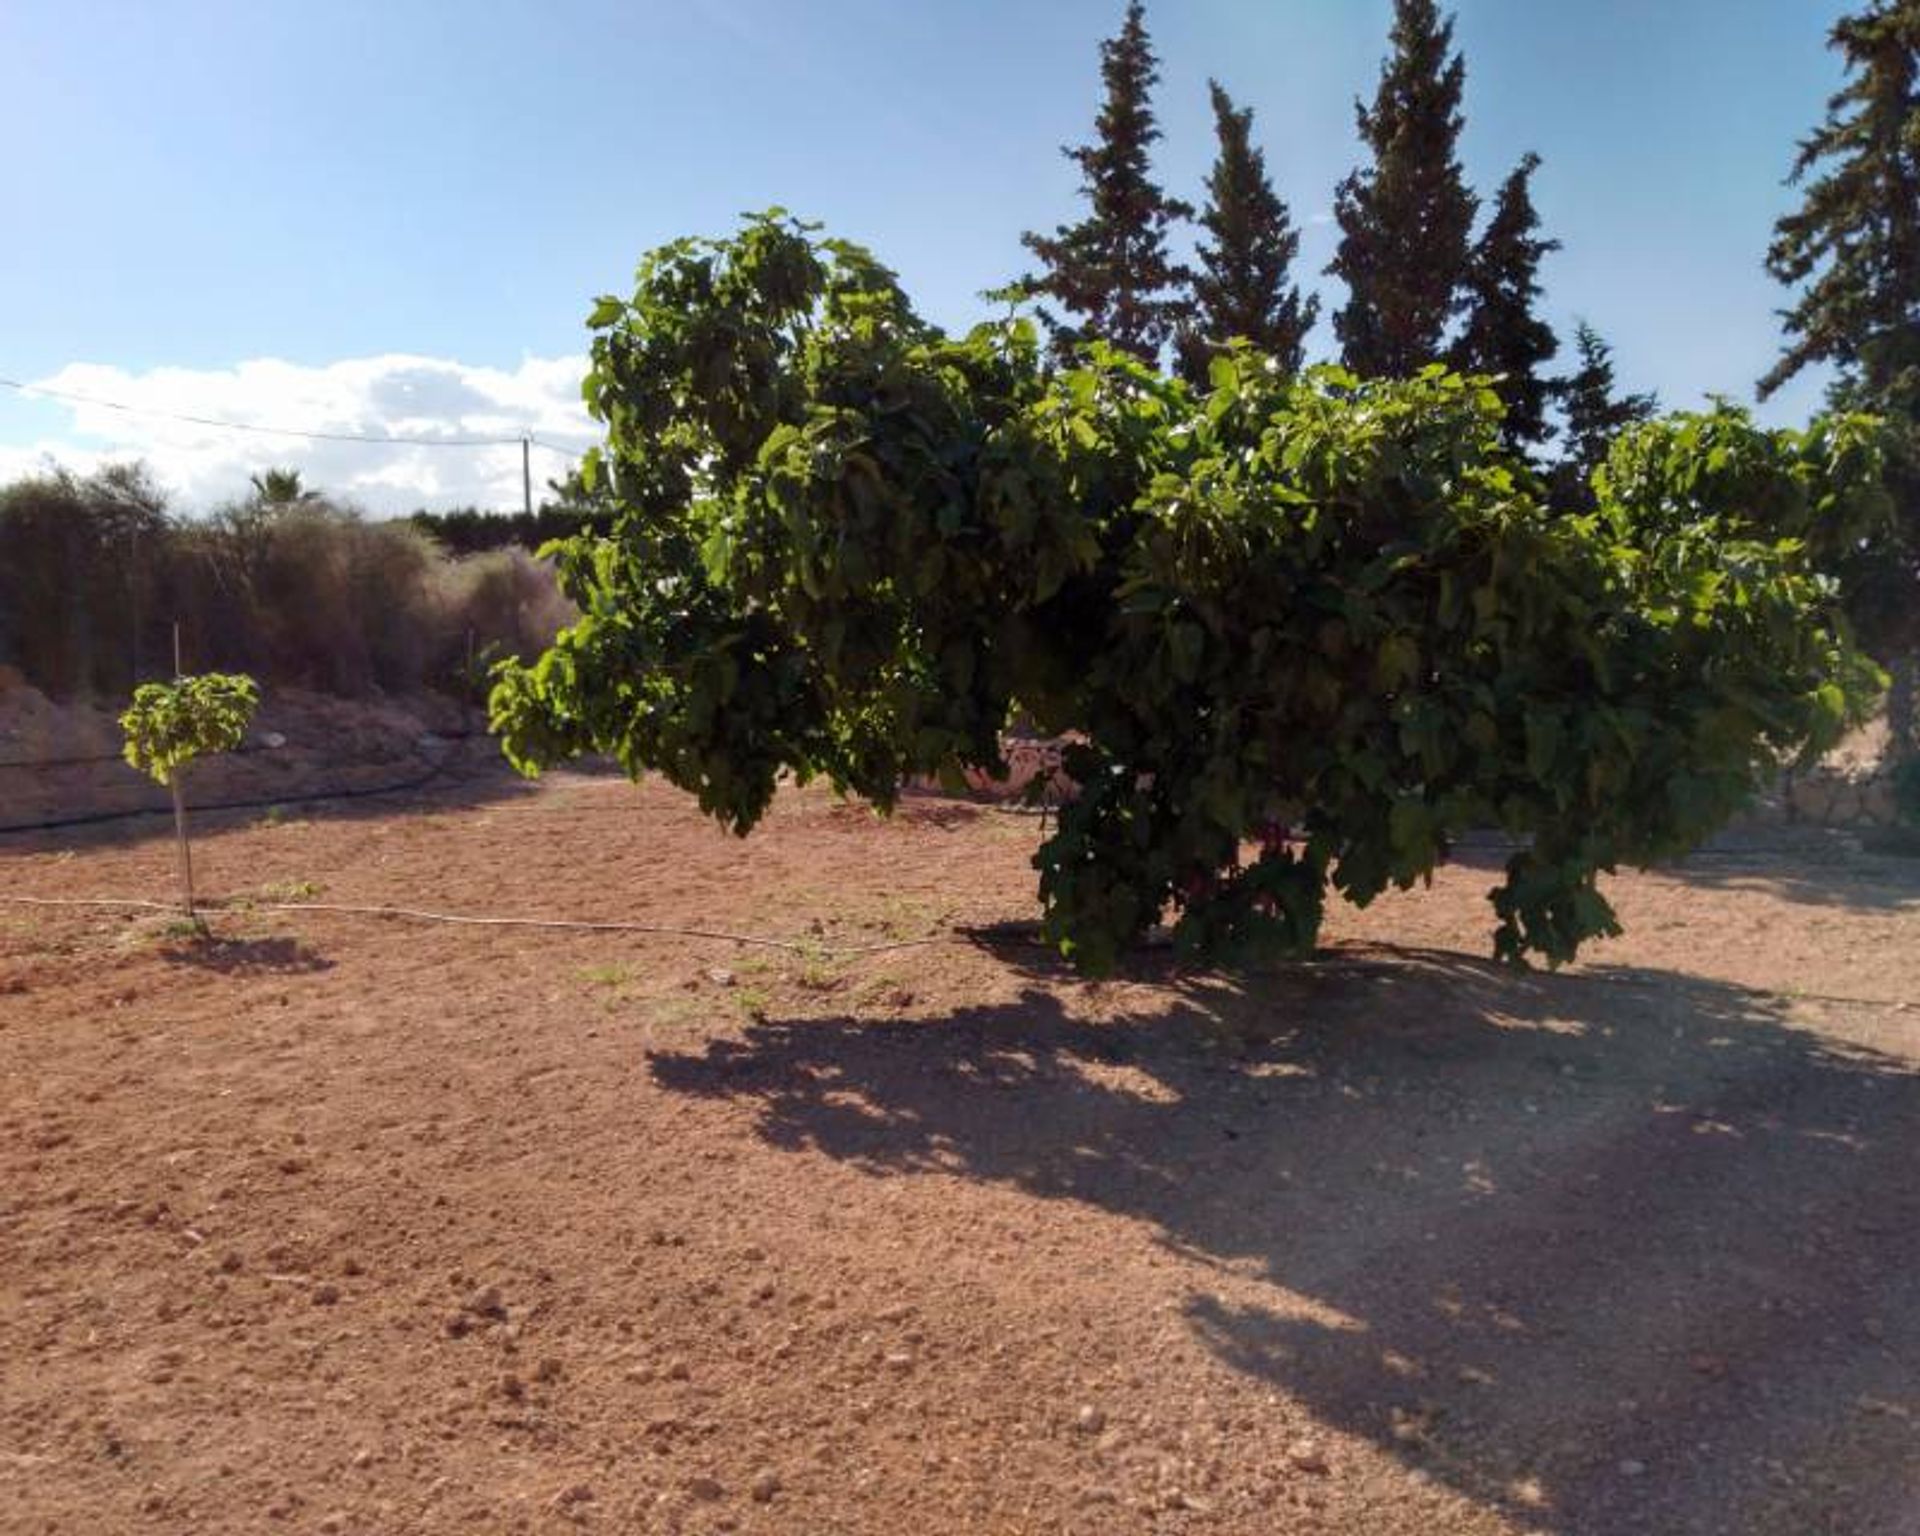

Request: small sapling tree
left=493, top=216, right=1889, bottom=973
left=120, top=672, right=260, bottom=921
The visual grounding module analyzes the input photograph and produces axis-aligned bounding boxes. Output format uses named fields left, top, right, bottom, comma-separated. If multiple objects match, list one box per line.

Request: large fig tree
left=494, top=215, right=1887, bottom=971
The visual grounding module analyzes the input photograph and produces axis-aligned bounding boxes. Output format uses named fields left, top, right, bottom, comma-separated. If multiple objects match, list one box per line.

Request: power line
left=0, top=374, right=589, bottom=450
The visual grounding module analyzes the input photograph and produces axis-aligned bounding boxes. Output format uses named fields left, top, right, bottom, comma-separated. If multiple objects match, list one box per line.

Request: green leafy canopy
left=494, top=215, right=1888, bottom=973
left=120, top=673, right=260, bottom=786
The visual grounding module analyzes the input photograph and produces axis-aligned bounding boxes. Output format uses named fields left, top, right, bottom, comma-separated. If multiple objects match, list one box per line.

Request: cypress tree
left=1453, top=153, right=1561, bottom=454
left=1328, top=0, right=1478, bottom=377
left=1020, top=2, right=1193, bottom=365
left=1761, top=1, right=1920, bottom=748
left=1176, top=81, right=1320, bottom=385
left=1760, top=2, right=1920, bottom=407
left=1551, top=322, right=1656, bottom=511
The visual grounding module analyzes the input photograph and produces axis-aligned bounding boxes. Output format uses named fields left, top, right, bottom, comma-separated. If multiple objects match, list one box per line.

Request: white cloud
left=0, top=354, right=598, bottom=517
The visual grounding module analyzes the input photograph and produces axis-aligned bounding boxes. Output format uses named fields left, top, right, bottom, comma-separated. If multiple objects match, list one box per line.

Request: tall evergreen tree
left=1760, top=1, right=1920, bottom=750
left=1760, top=2, right=1920, bottom=406
left=1452, top=153, right=1560, bottom=453
left=1175, top=81, right=1319, bottom=385
left=1551, top=322, right=1656, bottom=511
left=1327, top=0, right=1478, bottom=377
left=1020, top=2, right=1193, bottom=365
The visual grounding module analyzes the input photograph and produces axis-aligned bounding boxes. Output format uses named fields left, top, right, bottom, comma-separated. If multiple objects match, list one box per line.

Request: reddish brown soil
left=3, top=774, right=1918, bottom=1535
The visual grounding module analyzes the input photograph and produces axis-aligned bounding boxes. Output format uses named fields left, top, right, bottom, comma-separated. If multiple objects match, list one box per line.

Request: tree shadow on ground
left=648, top=945, right=1920, bottom=1534
left=158, top=935, right=333, bottom=976
left=1658, top=846, right=1920, bottom=915
left=1442, top=826, right=1920, bottom=916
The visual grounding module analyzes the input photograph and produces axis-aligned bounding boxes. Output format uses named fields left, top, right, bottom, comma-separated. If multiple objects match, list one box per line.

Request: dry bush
left=0, top=465, right=172, bottom=697
left=431, top=547, right=577, bottom=700
left=0, top=463, right=573, bottom=702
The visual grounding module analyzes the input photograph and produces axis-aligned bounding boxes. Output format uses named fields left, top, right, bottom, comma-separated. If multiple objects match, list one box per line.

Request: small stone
left=665, top=1359, right=691, bottom=1381
left=551, top=1483, right=594, bottom=1508
left=311, top=1283, right=341, bottom=1307
left=1075, top=1405, right=1106, bottom=1434
left=706, top=968, right=737, bottom=988
left=444, top=1313, right=471, bottom=1339
left=884, top=1351, right=914, bottom=1372
left=753, top=1279, right=776, bottom=1301
left=1456, top=1365, right=1493, bottom=1386
left=1287, top=1440, right=1330, bottom=1475
left=467, top=1286, right=507, bottom=1321
left=500, top=1374, right=525, bottom=1401
left=687, top=1475, right=723, bottom=1502
left=1618, top=1459, right=1647, bottom=1479
left=749, top=1470, right=781, bottom=1503
left=1864, top=1318, right=1886, bottom=1341
left=350, top=1449, right=375, bottom=1470
left=219, top=1252, right=243, bottom=1274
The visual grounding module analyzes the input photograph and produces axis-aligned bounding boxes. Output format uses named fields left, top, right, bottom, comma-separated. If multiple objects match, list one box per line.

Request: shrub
left=493, top=216, right=1886, bottom=972
left=0, top=464, right=172, bottom=697
left=0, top=472, right=574, bottom=702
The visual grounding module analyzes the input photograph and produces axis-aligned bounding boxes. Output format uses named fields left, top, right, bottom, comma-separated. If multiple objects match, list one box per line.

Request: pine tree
left=1020, top=2, right=1193, bottom=365
left=1327, top=0, right=1478, bottom=378
left=1175, top=81, right=1320, bottom=385
left=1760, top=2, right=1920, bottom=407
left=1761, top=2, right=1920, bottom=749
left=1551, top=322, right=1656, bottom=511
left=1452, top=153, right=1560, bottom=453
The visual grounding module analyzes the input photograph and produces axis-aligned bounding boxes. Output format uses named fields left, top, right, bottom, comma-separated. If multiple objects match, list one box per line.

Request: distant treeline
left=405, top=504, right=611, bottom=558
left=0, top=465, right=573, bottom=702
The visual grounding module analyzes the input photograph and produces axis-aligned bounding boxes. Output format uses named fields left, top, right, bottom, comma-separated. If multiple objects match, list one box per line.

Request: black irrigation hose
left=0, top=740, right=289, bottom=772
left=0, top=745, right=484, bottom=837
left=0, top=723, right=485, bottom=774
left=2, top=743, right=1908, bottom=866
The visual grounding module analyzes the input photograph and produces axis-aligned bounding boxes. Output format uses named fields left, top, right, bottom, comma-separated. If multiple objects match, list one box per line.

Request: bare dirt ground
left=2, top=772, right=1918, bottom=1535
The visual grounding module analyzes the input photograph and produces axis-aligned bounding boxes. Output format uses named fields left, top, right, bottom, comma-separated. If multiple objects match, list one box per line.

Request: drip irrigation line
left=0, top=894, right=944, bottom=959
left=3, top=896, right=1912, bottom=1010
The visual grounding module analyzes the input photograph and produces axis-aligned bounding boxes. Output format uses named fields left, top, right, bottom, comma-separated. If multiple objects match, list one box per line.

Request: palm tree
left=247, top=467, right=319, bottom=508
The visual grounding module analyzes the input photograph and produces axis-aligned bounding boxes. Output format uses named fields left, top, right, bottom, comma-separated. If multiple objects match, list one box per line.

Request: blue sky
left=0, top=0, right=1850, bottom=512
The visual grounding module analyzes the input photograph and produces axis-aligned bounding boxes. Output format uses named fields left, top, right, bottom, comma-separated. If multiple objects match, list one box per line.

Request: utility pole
left=522, top=436, right=533, bottom=519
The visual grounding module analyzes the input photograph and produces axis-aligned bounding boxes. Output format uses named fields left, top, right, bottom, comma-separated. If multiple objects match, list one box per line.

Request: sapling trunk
left=170, top=770, right=196, bottom=920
